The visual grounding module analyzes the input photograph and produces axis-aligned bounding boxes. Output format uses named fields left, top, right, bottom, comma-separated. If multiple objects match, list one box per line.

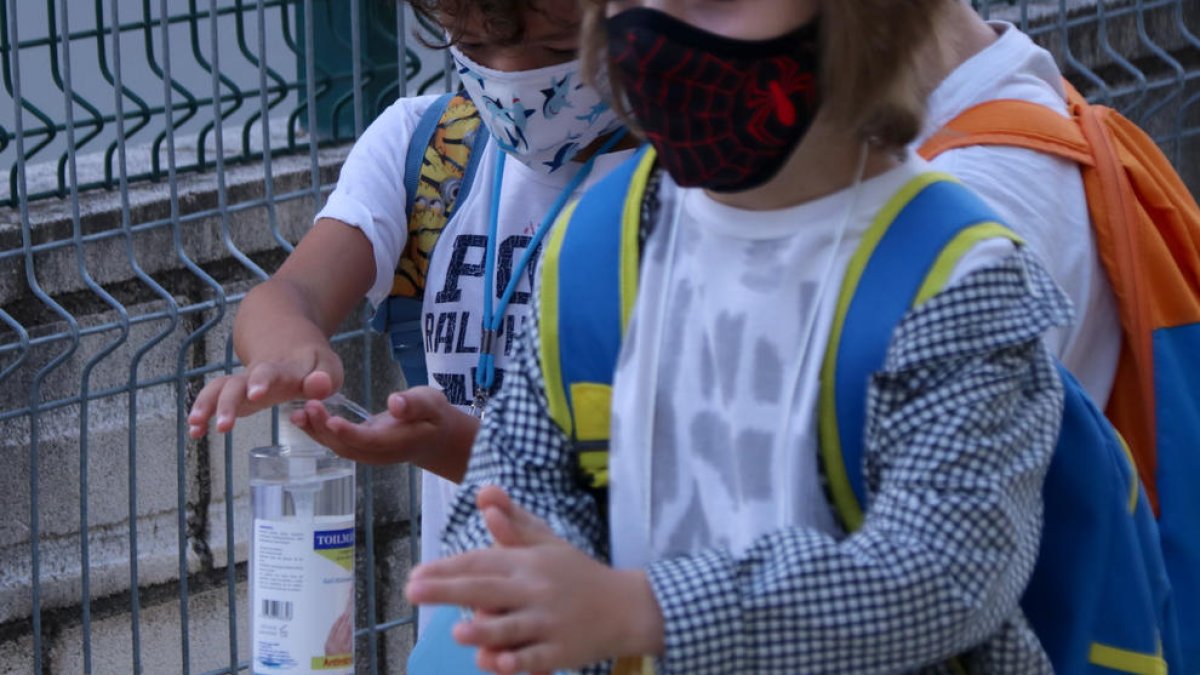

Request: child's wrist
left=425, top=402, right=479, bottom=483
left=612, top=569, right=665, bottom=659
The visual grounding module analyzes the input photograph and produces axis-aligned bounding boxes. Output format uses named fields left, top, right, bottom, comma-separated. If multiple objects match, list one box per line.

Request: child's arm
left=630, top=249, right=1070, bottom=674
left=188, top=218, right=374, bottom=437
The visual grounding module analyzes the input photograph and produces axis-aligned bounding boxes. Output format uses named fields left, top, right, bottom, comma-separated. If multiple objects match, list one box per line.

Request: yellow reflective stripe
left=571, top=382, right=613, bottom=441
left=578, top=450, right=609, bottom=489
left=621, top=148, right=659, bottom=331
left=572, top=383, right=613, bottom=487
left=819, top=172, right=956, bottom=532
left=540, top=200, right=581, bottom=438
left=1116, top=432, right=1138, bottom=513
left=1089, top=641, right=1167, bottom=675
left=913, top=222, right=1022, bottom=306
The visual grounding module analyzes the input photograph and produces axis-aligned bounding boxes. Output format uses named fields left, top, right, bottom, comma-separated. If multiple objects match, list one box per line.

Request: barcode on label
left=260, top=599, right=293, bottom=621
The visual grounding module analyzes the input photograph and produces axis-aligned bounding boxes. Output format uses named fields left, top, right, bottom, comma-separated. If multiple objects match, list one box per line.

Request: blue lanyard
left=474, top=129, right=628, bottom=402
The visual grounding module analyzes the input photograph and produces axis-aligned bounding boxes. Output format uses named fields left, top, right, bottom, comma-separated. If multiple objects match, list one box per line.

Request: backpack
left=539, top=144, right=1184, bottom=674
left=920, top=80, right=1200, bottom=671
left=368, top=91, right=488, bottom=386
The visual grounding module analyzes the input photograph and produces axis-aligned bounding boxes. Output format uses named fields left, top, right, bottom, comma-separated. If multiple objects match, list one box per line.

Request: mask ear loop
left=776, top=140, right=871, bottom=526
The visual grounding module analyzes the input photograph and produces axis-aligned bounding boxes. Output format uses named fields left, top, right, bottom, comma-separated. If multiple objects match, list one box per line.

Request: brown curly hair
left=581, top=1, right=953, bottom=149
left=407, top=0, right=575, bottom=48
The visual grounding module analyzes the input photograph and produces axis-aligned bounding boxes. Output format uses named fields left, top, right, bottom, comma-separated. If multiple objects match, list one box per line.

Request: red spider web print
left=612, top=32, right=818, bottom=188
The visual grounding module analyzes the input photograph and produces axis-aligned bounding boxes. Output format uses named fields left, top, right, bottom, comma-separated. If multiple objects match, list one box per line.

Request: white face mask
left=449, top=46, right=624, bottom=174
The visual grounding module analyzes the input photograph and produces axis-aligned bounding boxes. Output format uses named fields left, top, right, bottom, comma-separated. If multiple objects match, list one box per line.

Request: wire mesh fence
left=0, top=0, right=1197, bottom=673
left=1, top=0, right=446, bottom=672
left=982, top=0, right=1200, bottom=171
left=0, top=0, right=454, bottom=207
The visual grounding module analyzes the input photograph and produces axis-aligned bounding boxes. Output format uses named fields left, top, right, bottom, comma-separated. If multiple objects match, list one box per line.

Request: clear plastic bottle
left=250, top=398, right=360, bottom=674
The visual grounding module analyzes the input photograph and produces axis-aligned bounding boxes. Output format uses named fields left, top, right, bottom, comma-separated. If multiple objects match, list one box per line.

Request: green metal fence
left=0, top=0, right=450, bottom=207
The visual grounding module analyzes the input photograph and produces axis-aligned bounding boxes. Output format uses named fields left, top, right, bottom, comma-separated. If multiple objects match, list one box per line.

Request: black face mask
left=606, top=8, right=821, bottom=192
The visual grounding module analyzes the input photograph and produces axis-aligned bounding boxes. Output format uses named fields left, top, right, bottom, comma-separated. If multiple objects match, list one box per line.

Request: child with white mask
left=185, top=0, right=634, bottom=647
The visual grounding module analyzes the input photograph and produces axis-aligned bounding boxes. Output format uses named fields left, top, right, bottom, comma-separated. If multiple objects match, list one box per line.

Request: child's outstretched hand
left=187, top=347, right=343, bottom=439
left=291, top=387, right=475, bottom=480
left=405, top=486, right=664, bottom=675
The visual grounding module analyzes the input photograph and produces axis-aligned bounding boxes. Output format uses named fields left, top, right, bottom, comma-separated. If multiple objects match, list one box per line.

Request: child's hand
left=291, top=387, right=455, bottom=468
left=186, top=348, right=343, bottom=438
left=405, top=486, right=665, bottom=675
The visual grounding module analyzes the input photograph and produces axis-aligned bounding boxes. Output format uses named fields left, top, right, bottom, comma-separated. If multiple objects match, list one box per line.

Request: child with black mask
left=406, top=1, right=1079, bottom=673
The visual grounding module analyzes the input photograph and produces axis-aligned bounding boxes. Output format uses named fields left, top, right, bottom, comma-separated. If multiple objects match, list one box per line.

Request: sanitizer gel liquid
left=250, top=400, right=359, bottom=674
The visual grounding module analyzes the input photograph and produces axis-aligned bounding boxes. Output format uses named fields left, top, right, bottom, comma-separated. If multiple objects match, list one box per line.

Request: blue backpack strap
left=403, top=90, right=487, bottom=219
left=372, top=92, right=488, bottom=386
left=822, top=173, right=1179, bottom=674
left=368, top=93, right=454, bottom=384
left=819, top=173, right=1015, bottom=530
left=456, top=111, right=488, bottom=211
left=1154, top=321, right=1200, bottom=673
left=540, top=145, right=657, bottom=488
left=403, top=91, right=457, bottom=217
left=373, top=295, right=429, bottom=385
left=370, top=91, right=457, bottom=340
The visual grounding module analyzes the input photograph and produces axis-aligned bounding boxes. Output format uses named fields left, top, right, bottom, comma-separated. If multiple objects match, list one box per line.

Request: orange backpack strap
left=918, top=82, right=1200, bottom=514
left=1084, top=99, right=1200, bottom=506
left=918, top=97, right=1094, bottom=166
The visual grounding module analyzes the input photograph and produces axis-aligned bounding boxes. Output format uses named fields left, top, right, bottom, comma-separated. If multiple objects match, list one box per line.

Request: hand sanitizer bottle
left=250, top=399, right=359, bottom=674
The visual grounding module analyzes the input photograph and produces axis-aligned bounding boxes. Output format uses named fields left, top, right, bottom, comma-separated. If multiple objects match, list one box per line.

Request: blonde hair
left=581, top=0, right=951, bottom=149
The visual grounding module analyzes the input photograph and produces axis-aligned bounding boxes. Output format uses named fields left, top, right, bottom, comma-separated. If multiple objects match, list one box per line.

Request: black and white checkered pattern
left=441, top=307, right=609, bottom=561
left=443, top=249, right=1070, bottom=674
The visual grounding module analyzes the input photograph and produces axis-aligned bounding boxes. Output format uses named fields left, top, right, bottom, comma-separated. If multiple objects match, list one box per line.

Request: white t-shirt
left=608, top=21, right=1122, bottom=570
left=921, top=21, right=1120, bottom=404
left=609, top=154, right=1015, bottom=567
left=316, top=94, right=634, bottom=580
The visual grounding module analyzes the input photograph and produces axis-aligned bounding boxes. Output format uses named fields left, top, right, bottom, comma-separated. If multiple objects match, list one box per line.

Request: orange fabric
left=919, top=80, right=1200, bottom=514
left=918, top=98, right=1094, bottom=166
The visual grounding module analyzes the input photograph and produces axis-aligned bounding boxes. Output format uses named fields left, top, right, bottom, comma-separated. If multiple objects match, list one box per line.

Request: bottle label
left=252, top=516, right=355, bottom=673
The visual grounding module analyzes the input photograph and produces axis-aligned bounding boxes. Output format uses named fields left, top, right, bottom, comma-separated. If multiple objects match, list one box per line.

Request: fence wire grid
left=0, top=0, right=1198, bottom=673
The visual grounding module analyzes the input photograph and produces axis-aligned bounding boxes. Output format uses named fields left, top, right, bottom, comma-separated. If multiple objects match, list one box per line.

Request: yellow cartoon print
left=393, top=95, right=483, bottom=297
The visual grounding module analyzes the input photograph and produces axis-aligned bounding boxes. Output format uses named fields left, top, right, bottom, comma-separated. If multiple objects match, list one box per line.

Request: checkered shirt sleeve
left=440, top=279, right=608, bottom=561
left=646, top=248, right=1071, bottom=674
left=442, top=247, right=1072, bottom=675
